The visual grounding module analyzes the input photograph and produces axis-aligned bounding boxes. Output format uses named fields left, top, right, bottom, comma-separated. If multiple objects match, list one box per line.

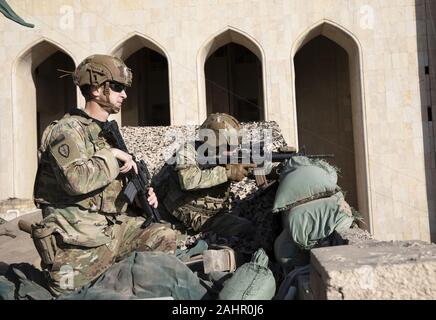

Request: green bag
left=60, top=251, right=209, bottom=300
left=219, top=249, right=276, bottom=300
left=272, top=156, right=338, bottom=213
left=283, top=192, right=354, bottom=250
left=274, top=230, right=309, bottom=273
left=0, top=276, right=15, bottom=300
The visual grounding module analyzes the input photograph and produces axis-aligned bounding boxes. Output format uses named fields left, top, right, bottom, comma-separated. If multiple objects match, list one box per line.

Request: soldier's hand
left=226, top=163, right=256, bottom=182
left=111, top=148, right=138, bottom=174
left=147, top=187, right=158, bottom=208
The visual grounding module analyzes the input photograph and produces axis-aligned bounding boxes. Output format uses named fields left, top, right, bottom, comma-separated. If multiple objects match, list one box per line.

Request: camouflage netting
left=121, top=121, right=287, bottom=176
left=121, top=121, right=288, bottom=256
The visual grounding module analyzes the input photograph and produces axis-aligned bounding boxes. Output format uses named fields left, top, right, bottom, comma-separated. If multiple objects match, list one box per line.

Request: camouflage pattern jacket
left=33, top=111, right=128, bottom=247
left=155, top=142, right=231, bottom=231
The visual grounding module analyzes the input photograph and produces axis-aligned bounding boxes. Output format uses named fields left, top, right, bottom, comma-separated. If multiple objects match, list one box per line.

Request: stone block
left=0, top=198, right=37, bottom=222
left=310, top=241, right=436, bottom=299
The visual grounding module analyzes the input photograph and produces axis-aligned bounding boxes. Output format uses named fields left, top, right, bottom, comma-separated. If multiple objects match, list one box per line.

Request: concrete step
left=0, top=210, right=43, bottom=275
left=310, top=240, right=436, bottom=299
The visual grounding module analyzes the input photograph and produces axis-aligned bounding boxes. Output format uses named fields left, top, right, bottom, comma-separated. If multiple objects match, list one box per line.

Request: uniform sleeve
left=174, top=142, right=228, bottom=190
left=48, top=123, right=120, bottom=195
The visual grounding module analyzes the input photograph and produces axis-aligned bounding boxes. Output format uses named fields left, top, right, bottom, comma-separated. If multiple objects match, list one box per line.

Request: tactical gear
left=154, top=154, right=231, bottom=232
left=225, top=163, right=251, bottom=181
left=162, top=174, right=230, bottom=232
left=46, top=216, right=176, bottom=296
left=33, top=107, right=176, bottom=296
left=73, top=54, right=132, bottom=114
left=199, top=113, right=241, bottom=147
left=202, top=246, right=237, bottom=274
left=34, top=112, right=127, bottom=216
left=219, top=249, right=276, bottom=300
left=31, top=222, right=58, bottom=266
left=73, top=54, right=132, bottom=88
left=59, top=251, right=207, bottom=300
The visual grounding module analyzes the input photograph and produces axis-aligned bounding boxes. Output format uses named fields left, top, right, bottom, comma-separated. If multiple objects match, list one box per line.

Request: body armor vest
left=34, top=113, right=128, bottom=214
left=154, top=164, right=231, bottom=232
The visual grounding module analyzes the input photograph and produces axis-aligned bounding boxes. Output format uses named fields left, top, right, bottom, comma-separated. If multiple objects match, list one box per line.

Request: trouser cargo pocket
left=31, top=223, right=58, bottom=266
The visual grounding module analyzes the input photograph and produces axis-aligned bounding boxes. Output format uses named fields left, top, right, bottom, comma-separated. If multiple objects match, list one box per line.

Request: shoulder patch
left=58, top=144, right=70, bottom=158
left=49, top=131, right=82, bottom=168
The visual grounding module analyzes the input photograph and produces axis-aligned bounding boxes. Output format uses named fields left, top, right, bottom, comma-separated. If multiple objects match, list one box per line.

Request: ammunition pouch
left=31, top=223, right=59, bottom=266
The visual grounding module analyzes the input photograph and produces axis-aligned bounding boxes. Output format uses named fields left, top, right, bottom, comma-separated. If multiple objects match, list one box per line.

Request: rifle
left=100, top=120, right=161, bottom=227
left=197, top=142, right=334, bottom=188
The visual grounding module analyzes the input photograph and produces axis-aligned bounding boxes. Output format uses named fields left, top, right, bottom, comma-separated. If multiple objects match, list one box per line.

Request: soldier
left=32, top=54, right=176, bottom=296
left=154, top=113, right=255, bottom=236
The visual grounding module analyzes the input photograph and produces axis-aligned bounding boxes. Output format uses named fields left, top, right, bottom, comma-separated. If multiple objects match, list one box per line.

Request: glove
left=226, top=164, right=254, bottom=182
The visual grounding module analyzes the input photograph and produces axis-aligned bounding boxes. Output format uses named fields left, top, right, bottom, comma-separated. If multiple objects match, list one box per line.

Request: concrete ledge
left=0, top=198, right=37, bottom=222
left=310, top=241, right=436, bottom=300
left=0, top=209, right=43, bottom=274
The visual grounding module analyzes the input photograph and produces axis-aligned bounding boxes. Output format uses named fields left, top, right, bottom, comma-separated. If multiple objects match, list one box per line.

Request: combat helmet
left=199, top=113, right=241, bottom=148
left=73, top=54, right=132, bottom=114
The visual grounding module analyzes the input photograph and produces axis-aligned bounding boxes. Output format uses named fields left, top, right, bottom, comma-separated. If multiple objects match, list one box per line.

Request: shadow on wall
left=294, top=35, right=358, bottom=210
left=205, top=43, right=264, bottom=122
left=416, top=0, right=436, bottom=243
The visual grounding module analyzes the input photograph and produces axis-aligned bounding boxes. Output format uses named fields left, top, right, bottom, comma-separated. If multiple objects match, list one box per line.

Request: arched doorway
left=112, top=34, right=171, bottom=126
left=35, top=51, right=76, bottom=146
left=13, top=40, right=76, bottom=198
left=198, top=28, right=266, bottom=123
left=124, top=48, right=170, bottom=126
left=295, top=35, right=358, bottom=208
left=292, top=22, right=370, bottom=231
left=205, top=43, right=264, bottom=121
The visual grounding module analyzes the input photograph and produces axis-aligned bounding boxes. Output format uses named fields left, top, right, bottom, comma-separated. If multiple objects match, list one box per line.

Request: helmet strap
left=90, top=82, right=121, bottom=114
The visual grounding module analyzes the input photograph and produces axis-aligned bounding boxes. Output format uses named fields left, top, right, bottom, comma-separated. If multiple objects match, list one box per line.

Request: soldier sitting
left=32, top=54, right=176, bottom=296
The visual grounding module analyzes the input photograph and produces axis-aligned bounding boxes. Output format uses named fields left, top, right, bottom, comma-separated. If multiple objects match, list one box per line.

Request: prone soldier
left=154, top=113, right=255, bottom=236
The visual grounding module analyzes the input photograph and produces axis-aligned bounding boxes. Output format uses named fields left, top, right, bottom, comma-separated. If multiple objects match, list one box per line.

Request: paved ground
left=0, top=210, right=42, bottom=275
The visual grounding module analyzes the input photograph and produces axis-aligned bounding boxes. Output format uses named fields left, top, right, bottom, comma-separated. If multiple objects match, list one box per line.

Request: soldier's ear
left=90, top=86, right=101, bottom=98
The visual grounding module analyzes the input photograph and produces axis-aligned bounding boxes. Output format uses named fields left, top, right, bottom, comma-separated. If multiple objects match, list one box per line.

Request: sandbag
left=275, top=265, right=310, bottom=300
left=274, top=230, right=309, bottom=274
left=60, top=251, right=209, bottom=300
left=0, top=264, right=53, bottom=300
left=219, top=248, right=276, bottom=300
left=0, top=276, right=15, bottom=300
left=283, top=192, right=354, bottom=250
left=272, top=156, right=338, bottom=213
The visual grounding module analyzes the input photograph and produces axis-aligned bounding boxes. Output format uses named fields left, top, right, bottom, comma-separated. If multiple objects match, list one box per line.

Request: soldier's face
left=107, top=84, right=127, bottom=109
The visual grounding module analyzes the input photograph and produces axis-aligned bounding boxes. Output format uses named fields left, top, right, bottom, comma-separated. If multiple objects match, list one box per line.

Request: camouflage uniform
left=155, top=142, right=255, bottom=238
left=33, top=112, right=176, bottom=296
left=155, top=142, right=231, bottom=233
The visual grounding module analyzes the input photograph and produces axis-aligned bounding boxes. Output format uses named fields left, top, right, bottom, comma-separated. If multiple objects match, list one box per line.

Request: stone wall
left=421, top=0, right=436, bottom=242
left=310, top=240, right=436, bottom=299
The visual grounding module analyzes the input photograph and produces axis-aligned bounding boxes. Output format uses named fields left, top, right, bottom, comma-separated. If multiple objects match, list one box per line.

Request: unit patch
left=58, top=144, right=70, bottom=158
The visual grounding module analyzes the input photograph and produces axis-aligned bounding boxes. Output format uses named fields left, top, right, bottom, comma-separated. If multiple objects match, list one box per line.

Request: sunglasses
left=108, top=81, right=126, bottom=93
